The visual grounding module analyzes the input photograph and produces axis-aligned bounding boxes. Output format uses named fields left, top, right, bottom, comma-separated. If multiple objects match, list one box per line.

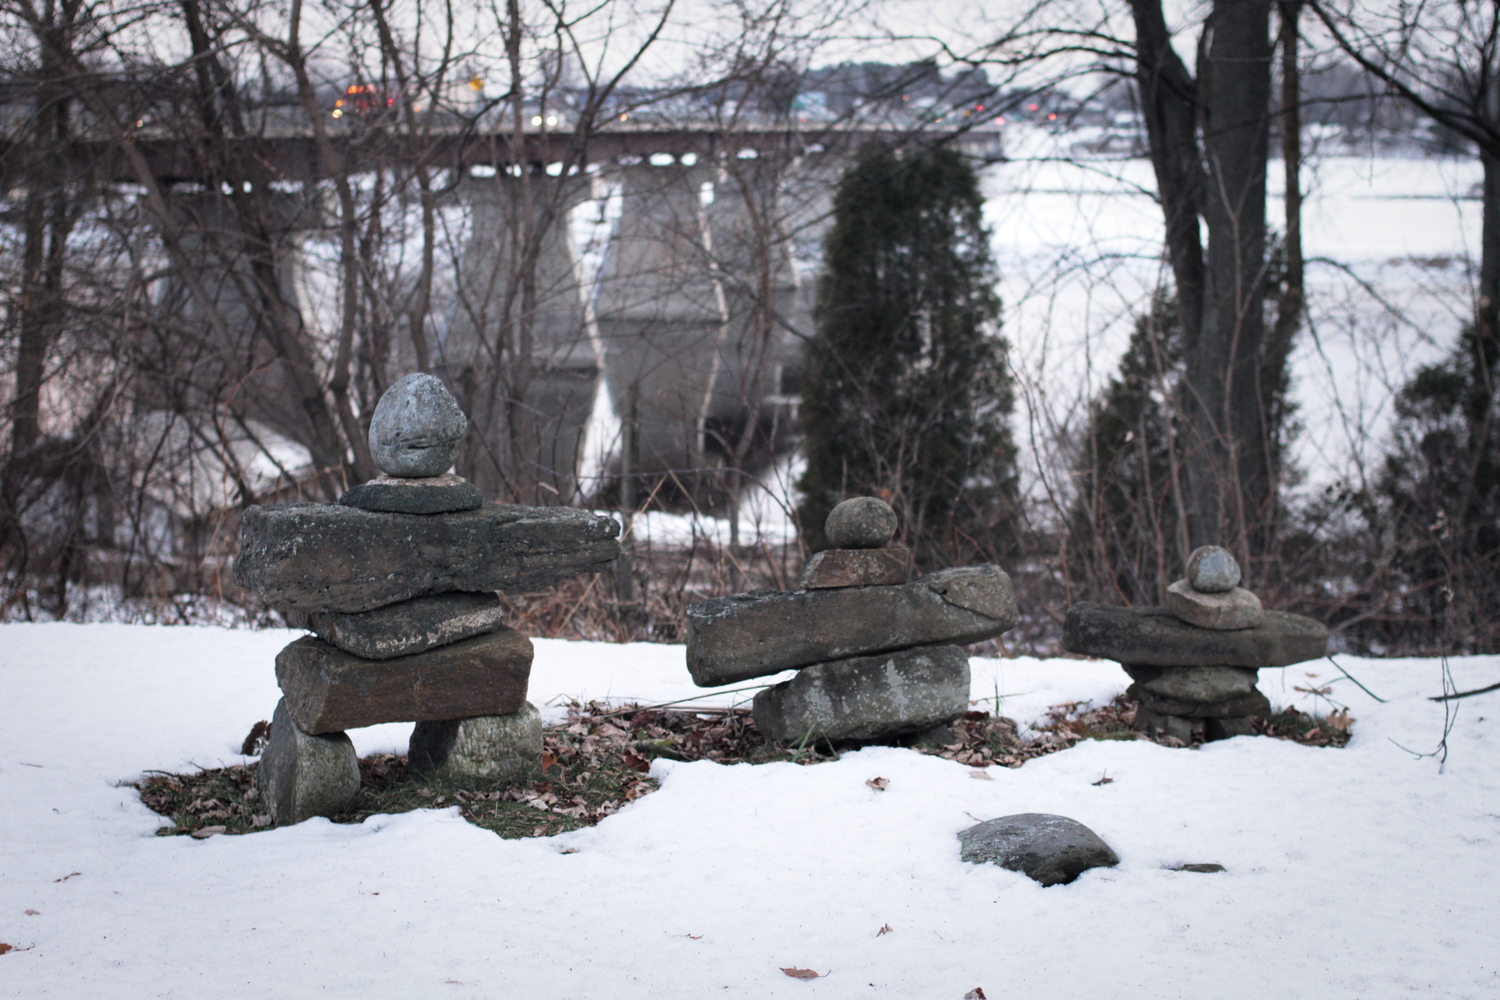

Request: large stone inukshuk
left=684, top=497, right=1017, bottom=744
left=233, top=373, right=621, bottom=825
left=1063, top=545, right=1328, bottom=742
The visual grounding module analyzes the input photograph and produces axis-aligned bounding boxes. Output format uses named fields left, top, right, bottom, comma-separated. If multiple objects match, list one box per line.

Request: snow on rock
left=1, top=622, right=1497, bottom=997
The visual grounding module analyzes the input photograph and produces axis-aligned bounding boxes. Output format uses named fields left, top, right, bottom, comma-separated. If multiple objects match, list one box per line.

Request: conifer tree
left=1066, top=294, right=1185, bottom=605
left=797, top=144, right=1016, bottom=564
left=1374, top=323, right=1500, bottom=652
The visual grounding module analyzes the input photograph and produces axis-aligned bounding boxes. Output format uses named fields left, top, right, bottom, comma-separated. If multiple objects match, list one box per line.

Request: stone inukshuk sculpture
left=1062, top=545, right=1328, bottom=742
left=684, top=497, right=1017, bottom=744
left=233, top=373, right=620, bottom=825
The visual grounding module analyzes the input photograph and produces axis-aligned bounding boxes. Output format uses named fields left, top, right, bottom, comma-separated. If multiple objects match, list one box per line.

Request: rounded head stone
left=368, top=373, right=467, bottom=478
left=824, top=497, right=898, bottom=549
left=1187, top=545, right=1241, bottom=593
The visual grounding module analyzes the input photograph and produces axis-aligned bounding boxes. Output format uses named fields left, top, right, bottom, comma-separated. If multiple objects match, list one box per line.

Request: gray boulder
left=234, top=502, right=620, bottom=613
left=957, top=813, right=1120, bottom=886
left=799, top=547, right=909, bottom=589
left=307, top=592, right=506, bottom=660
left=752, top=645, right=970, bottom=743
left=368, top=372, right=467, bottom=477
left=408, top=703, right=543, bottom=784
left=1063, top=603, right=1327, bottom=668
left=275, top=628, right=533, bottom=733
left=340, top=474, right=484, bottom=515
left=1164, top=580, right=1264, bottom=630
left=259, top=699, right=360, bottom=826
left=825, top=497, right=898, bottom=549
left=686, top=565, right=1016, bottom=687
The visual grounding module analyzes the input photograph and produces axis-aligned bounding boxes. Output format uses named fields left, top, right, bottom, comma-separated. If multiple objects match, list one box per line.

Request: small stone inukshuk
left=684, top=497, right=1017, bottom=744
left=1062, top=545, right=1328, bottom=742
left=232, top=373, right=620, bottom=826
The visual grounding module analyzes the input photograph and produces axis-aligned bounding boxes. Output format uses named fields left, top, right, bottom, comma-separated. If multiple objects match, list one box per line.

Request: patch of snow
left=2, top=622, right=1497, bottom=997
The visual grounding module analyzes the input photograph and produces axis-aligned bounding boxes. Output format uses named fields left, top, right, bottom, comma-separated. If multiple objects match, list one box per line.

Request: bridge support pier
left=442, top=172, right=600, bottom=505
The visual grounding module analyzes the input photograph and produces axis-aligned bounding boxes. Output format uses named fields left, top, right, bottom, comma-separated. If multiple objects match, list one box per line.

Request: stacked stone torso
left=232, top=374, right=620, bottom=825
left=684, top=498, right=1018, bottom=744
left=1063, top=545, right=1328, bottom=742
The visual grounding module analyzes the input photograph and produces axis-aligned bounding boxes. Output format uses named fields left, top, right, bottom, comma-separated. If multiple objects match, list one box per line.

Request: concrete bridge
left=38, top=118, right=1003, bottom=504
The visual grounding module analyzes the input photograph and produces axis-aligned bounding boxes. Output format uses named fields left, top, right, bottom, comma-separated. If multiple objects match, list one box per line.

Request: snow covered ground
left=2, top=623, right=1498, bottom=997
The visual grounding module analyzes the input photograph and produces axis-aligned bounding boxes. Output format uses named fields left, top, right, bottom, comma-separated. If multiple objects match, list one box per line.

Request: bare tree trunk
left=1129, top=0, right=1206, bottom=355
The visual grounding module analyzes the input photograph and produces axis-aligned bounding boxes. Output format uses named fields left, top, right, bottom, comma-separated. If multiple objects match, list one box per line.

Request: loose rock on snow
left=957, top=813, right=1120, bottom=886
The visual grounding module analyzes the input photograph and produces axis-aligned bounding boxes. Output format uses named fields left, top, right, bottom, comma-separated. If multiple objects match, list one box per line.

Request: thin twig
left=1429, top=680, right=1500, bottom=702
left=1327, top=656, right=1386, bottom=703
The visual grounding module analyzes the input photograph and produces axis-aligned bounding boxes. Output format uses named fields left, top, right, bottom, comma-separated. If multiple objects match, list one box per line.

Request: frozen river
left=984, top=125, right=1482, bottom=502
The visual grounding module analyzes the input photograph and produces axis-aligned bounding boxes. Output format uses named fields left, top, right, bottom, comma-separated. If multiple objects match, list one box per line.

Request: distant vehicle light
left=546, top=115, right=558, bottom=126
left=531, top=115, right=543, bottom=125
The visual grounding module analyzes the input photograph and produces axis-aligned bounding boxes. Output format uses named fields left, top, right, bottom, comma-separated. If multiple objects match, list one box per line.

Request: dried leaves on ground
left=131, top=697, right=1351, bottom=840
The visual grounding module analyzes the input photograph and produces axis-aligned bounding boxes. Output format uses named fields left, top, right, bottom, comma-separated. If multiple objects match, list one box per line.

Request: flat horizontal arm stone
left=233, top=502, right=620, bottom=613
left=1062, top=603, right=1328, bottom=667
left=685, top=565, right=1016, bottom=687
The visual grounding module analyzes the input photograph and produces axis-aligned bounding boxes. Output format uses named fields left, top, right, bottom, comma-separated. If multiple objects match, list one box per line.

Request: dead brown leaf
left=240, top=720, right=271, bottom=756
left=23, top=910, right=38, bottom=916
left=964, top=989, right=987, bottom=999
left=0, top=944, right=11, bottom=955
left=781, top=967, right=822, bottom=979
left=875, top=924, right=892, bottom=936
left=968, top=769, right=993, bottom=781
left=1092, top=772, right=1114, bottom=786
left=865, top=777, right=889, bottom=791
left=53, top=872, right=79, bottom=882
left=620, top=750, right=651, bottom=773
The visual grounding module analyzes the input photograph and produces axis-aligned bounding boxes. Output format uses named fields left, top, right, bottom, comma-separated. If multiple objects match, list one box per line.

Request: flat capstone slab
left=275, top=628, right=533, bottom=734
left=752, top=645, right=970, bottom=744
left=958, top=813, right=1120, bottom=887
left=368, top=372, right=467, bottom=478
left=1187, top=545, right=1241, bottom=593
left=1062, top=603, right=1327, bottom=668
left=308, top=592, right=506, bottom=660
left=799, top=547, right=909, bottom=589
left=340, top=473, right=484, bottom=515
left=259, top=699, right=360, bottom=826
left=824, top=497, right=898, bottom=549
left=408, top=702, right=543, bottom=784
left=686, top=565, right=1016, bottom=687
left=1164, top=580, right=1264, bottom=630
left=234, top=502, right=620, bottom=613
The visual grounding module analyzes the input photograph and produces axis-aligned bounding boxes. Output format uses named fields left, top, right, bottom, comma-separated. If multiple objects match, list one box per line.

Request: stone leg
left=752, top=645, right=970, bottom=744
left=1204, top=716, right=1257, bottom=741
left=259, top=699, right=360, bottom=826
left=1133, top=705, right=1196, bottom=743
left=408, top=702, right=543, bottom=785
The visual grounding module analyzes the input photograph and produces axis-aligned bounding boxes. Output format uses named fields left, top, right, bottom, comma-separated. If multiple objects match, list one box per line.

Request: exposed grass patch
left=1256, top=705, right=1353, bottom=747
left=132, top=697, right=1351, bottom=839
left=135, top=765, right=269, bottom=836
